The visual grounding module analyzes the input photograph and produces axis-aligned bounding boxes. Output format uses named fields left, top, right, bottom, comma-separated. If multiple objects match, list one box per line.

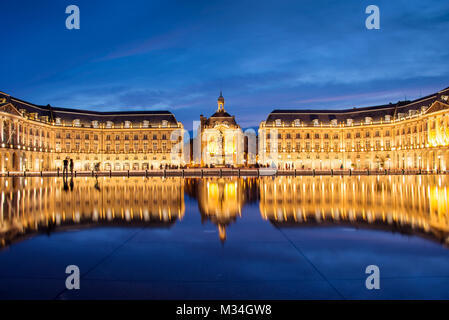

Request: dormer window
left=441, top=95, right=448, bottom=101
left=73, top=119, right=81, bottom=127
left=346, top=118, right=353, bottom=126
left=293, top=119, right=300, bottom=127
left=330, top=119, right=338, bottom=126
left=384, top=115, right=391, bottom=122
left=142, top=120, right=149, bottom=128
left=91, top=120, right=99, bottom=128
left=397, top=112, right=405, bottom=119
left=162, top=120, right=168, bottom=128
left=106, top=121, right=114, bottom=128
left=275, top=119, right=282, bottom=127
left=312, top=119, right=319, bottom=127
left=421, top=106, right=428, bottom=113
left=124, top=121, right=131, bottom=128
left=55, top=118, right=62, bottom=125
left=364, top=117, right=372, bottom=124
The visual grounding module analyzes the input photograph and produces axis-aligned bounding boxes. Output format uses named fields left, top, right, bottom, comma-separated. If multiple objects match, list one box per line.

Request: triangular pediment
left=0, top=103, right=23, bottom=117
left=424, top=101, right=449, bottom=115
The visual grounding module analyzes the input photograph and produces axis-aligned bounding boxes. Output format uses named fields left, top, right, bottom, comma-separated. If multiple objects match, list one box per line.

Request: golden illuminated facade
left=0, top=92, right=185, bottom=172
left=258, top=87, right=449, bottom=171
left=199, top=93, right=244, bottom=166
left=2, top=87, right=449, bottom=172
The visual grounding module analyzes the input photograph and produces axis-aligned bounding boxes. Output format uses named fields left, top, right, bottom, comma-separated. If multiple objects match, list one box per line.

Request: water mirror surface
left=1, top=175, right=449, bottom=299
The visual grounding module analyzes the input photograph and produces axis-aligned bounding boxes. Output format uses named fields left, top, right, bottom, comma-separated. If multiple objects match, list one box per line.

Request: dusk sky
left=1, top=0, right=448, bottom=130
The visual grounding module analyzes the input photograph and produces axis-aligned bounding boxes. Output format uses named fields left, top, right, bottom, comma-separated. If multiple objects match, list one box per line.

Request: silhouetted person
left=94, top=178, right=101, bottom=191
left=94, top=162, right=100, bottom=178
left=63, top=175, right=69, bottom=192
left=69, top=158, right=74, bottom=176
left=63, top=158, right=69, bottom=177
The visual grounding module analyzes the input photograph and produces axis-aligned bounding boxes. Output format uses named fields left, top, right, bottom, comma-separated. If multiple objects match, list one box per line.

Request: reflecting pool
left=1, top=176, right=449, bottom=299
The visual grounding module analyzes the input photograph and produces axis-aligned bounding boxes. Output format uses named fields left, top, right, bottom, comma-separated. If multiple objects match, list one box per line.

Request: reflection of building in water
left=186, top=177, right=258, bottom=242
left=0, top=177, right=185, bottom=247
left=259, top=176, right=449, bottom=244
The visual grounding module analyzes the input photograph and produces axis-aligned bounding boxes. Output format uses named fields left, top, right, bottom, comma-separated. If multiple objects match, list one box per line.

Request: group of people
left=62, top=157, right=74, bottom=176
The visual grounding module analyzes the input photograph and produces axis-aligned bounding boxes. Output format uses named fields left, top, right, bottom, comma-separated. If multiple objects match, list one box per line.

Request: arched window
left=275, top=119, right=281, bottom=127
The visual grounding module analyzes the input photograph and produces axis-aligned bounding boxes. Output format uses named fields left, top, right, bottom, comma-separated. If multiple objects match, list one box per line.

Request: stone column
left=15, top=120, right=20, bottom=145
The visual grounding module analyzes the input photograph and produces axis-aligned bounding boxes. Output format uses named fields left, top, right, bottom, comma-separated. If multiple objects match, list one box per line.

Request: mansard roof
left=265, top=86, right=449, bottom=125
left=0, top=92, right=179, bottom=127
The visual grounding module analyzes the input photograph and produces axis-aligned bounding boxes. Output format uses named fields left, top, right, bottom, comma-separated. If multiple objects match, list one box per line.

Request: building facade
left=1, top=86, right=449, bottom=172
left=258, top=87, right=449, bottom=171
left=198, top=93, right=245, bottom=167
left=0, top=92, right=184, bottom=172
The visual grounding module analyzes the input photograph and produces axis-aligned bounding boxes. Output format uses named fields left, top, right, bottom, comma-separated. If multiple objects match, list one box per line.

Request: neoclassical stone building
left=258, top=87, right=449, bottom=171
left=1, top=86, right=449, bottom=172
left=198, top=93, right=245, bottom=166
left=0, top=92, right=185, bottom=172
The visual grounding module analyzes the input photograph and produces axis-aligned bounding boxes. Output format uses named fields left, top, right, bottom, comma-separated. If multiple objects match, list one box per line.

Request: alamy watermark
left=65, top=265, right=80, bottom=290
left=365, top=5, right=380, bottom=30
left=365, top=265, right=380, bottom=290
left=65, top=5, right=80, bottom=30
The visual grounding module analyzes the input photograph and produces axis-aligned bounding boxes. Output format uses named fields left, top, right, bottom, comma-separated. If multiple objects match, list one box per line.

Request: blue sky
left=1, top=0, right=448, bottom=129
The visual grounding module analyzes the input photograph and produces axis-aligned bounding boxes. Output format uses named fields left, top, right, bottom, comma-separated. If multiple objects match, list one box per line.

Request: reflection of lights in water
left=0, top=177, right=186, bottom=247
left=259, top=176, right=449, bottom=243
